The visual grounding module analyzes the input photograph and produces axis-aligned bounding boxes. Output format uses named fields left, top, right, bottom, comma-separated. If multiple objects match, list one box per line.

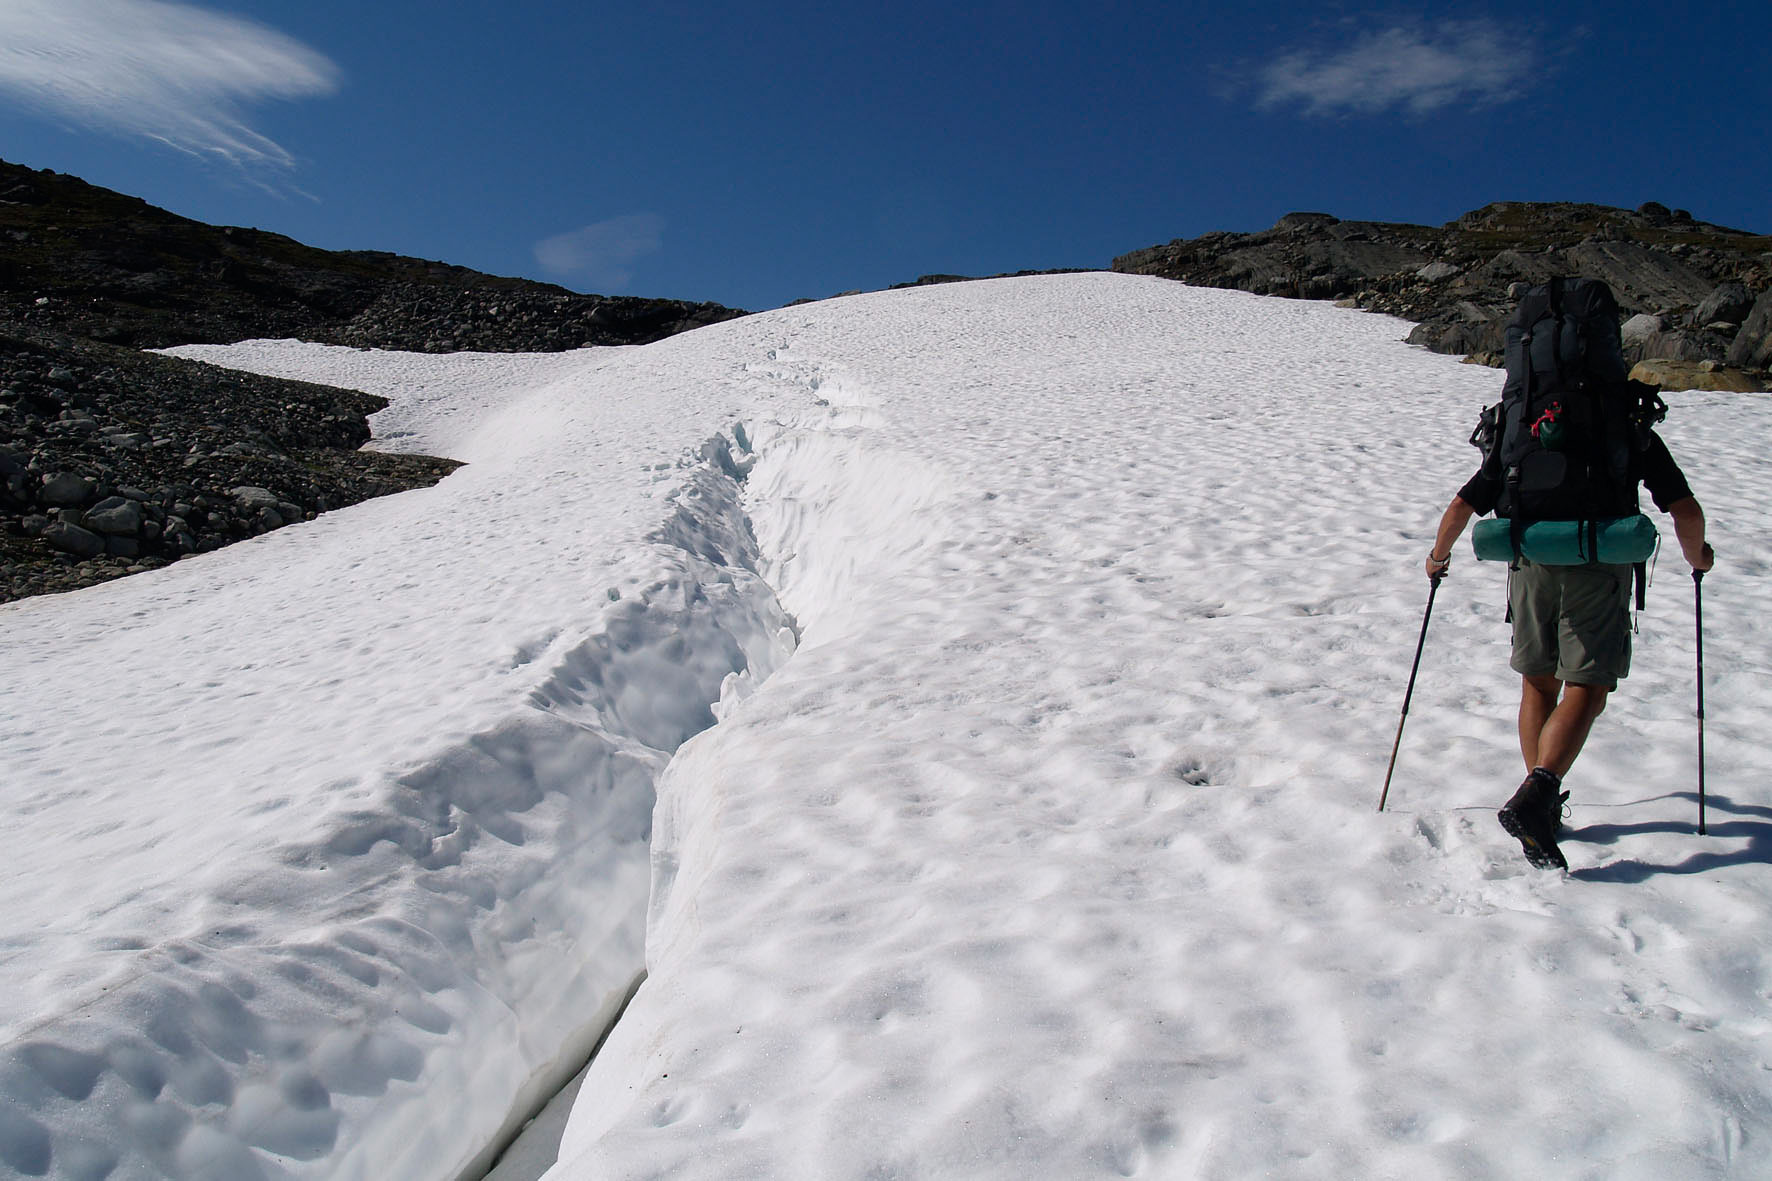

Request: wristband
left=1427, top=551, right=1450, bottom=568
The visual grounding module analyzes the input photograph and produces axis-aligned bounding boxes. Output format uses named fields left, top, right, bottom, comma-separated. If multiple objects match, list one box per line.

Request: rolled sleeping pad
left=1471, top=514, right=1659, bottom=564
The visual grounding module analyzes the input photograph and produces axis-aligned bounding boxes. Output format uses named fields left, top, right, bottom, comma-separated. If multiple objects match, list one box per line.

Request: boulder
left=229, top=485, right=282, bottom=510
left=163, top=517, right=197, bottom=554
left=84, top=496, right=144, bottom=535
left=40, top=471, right=96, bottom=507
left=43, top=521, right=104, bottom=558
left=1630, top=328, right=1727, bottom=365
left=1630, top=360, right=1768, bottom=393
left=1726, top=292, right=1772, bottom=370
left=1621, top=314, right=1665, bottom=347
left=1407, top=315, right=1504, bottom=357
left=1693, top=282, right=1753, bottom=328
left=1417, top=262, right=1460, bottom=282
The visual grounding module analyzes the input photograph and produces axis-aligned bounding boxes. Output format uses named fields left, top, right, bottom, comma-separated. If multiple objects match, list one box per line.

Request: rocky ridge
left=1113, top=202, right=1772, bottom=390
left=0, top=158, right=745, bottom=352
left=0, top=157, right=748, bottom=602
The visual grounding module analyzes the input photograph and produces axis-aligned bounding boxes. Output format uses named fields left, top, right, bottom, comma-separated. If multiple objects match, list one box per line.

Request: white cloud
left=1257, top=19, right=1529, bottom=117
left=534, top=215, right=667, bottom=290
left=0, top=0, right=339, bottom=169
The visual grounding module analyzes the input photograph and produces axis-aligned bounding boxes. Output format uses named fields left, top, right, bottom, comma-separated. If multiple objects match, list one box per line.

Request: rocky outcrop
left=1628, top=359, right=1766, bottom=393
left=0, top=326, right=459, bottom=601
left=1114, top=202, right=1772, bottom=388
left=0, top=156, right=750, bottom=602
left=0, top=158, right=746, bottom=352
left=1727, top=292, right=1772, bottom=370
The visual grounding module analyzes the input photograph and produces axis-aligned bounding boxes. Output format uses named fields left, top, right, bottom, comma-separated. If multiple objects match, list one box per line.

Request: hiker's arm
left=1427, top=496, right=1477, bottom=578
left=1668, top=496, right=1714, bottom=572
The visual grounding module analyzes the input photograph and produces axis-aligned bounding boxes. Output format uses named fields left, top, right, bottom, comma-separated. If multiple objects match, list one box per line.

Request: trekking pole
left=1694, top=569, right=1707, bottom=835
left=1379, top=572, right=1444, bottom=812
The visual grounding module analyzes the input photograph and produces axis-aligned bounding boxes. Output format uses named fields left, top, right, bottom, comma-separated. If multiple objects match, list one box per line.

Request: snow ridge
left=0, top=429, right=795, bottom=1181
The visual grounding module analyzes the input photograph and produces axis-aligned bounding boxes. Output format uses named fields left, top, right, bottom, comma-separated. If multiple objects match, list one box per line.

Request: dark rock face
left=1113, top=202, right=1772, bottom=382
left=0, top=326, right=459, bottom=602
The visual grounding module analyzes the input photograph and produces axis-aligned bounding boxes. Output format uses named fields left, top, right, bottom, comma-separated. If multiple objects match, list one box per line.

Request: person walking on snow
left=1426, top=434, right=1713, bottom=870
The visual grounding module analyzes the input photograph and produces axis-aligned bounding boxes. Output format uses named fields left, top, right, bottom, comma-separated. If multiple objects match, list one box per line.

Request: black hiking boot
left=1498, top=768, right=1569, bottom=870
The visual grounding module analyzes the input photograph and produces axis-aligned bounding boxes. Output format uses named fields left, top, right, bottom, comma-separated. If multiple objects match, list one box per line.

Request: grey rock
left=104, top=535, right=140, bottom=558
left=1634, top=328, right=1727, bottom=365
left=1417, top=262, right=1461, bottom=282
left=44, top=521, right=104, bottom=558
left=1621, top=314, right=1665, bottom=346
left=84, top=496, right=144, bottom=535
left=1726, top=292, right=1772, bottom=370
left=229, top=485, right=281, bottom=510
left=40, top=471, right=96, bottom=506
left=1694, top=282, right=1754, bottom=327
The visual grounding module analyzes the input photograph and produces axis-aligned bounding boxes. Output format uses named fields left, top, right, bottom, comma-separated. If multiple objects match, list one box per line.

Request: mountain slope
left=0, top=157, right=745, bottom=352
left=5, top=275, right=1769, bottom=1180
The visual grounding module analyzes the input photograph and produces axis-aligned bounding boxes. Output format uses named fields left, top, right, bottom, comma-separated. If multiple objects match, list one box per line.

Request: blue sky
left=1, top=1, right=1766, bottom=311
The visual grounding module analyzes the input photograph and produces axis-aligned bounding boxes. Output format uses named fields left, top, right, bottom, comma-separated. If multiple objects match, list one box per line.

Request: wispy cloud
left=1256, top=19, right=1530, bottom=117
left=0, top=0, right=339, bottom=169
left=535, top=215, right=667, bottom=291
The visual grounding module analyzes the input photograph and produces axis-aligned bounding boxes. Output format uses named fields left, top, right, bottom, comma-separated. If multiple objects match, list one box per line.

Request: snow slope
left=3, top=274, right=1770, bottom=1179
left=543, top=279, right=1772, bottom=1180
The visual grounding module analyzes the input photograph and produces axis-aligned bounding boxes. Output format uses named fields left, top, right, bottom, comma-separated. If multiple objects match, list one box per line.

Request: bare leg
left=1519, top=674, right=1610, bottom=779
left=1518, top=674, right=1561, bottom=771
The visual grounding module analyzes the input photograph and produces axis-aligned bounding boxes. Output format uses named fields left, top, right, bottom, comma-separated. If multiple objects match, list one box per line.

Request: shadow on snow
left=1568, top=793, right=1772, bottom=881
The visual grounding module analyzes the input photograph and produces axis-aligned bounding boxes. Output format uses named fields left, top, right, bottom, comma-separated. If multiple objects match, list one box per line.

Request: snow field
left=551, top=278, right=1772, bottom=1178
left=1, top=345, right=797, bottom=1177
left=1, top=274, right=1768, bottom=1179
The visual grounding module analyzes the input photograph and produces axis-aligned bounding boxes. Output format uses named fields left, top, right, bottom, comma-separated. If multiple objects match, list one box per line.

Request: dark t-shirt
left=1458, top=431, right=1693, bottom=517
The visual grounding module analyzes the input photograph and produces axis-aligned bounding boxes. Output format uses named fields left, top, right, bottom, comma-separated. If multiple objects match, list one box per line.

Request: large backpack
left=1469, top=278, right=1669, bottom=604
left=1471, top=277, right=1667, bottom=540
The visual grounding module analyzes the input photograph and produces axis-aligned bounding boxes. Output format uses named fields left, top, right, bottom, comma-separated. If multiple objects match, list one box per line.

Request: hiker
left=1424, top=278, right=1714, bottom=869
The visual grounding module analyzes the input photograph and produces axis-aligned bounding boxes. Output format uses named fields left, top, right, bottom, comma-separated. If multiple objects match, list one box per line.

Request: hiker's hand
left=1691, top=542, right=1714, bottom=573
left=1426, top=551, right=1451, bottom=580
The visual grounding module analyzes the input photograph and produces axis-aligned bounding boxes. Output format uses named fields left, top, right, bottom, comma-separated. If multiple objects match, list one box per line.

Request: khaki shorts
left=1508, top=558, right=1634, bottom=688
